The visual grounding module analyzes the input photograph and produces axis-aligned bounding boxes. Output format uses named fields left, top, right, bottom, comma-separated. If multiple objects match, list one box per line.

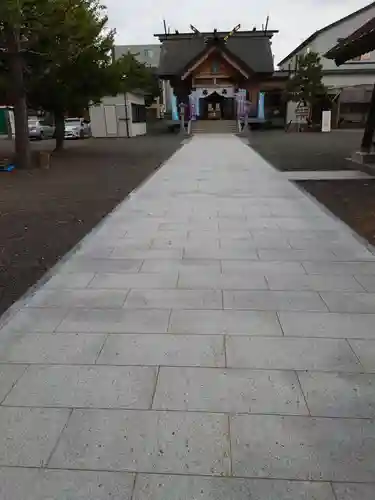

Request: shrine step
left=192, top=120, right=238, bottom=134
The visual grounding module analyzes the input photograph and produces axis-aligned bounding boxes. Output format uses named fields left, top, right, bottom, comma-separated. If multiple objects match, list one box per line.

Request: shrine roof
left=155, top=30, right=276, bottom=77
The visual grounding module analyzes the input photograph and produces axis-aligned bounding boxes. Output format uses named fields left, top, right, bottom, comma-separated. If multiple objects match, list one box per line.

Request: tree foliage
left=0, top=0, right=160, bottom=162
left=0, top=0, right=53, bottom=167
left=26, top=0, right=119, bottom=149
left=116, top=52, right=160, bottom=106
left=285, top=51, right=327, bottom=107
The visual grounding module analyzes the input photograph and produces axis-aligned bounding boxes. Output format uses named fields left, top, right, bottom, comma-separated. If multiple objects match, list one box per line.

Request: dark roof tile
left=158, top=36, right=274, bottom=76
left=325, top=16, right=375, bottom=65
left=226, top=37, right=274, bottom=73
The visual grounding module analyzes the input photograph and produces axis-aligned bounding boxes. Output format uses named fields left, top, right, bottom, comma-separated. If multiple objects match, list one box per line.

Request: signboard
left=322, top=110, right=331, bottom=132
left=295, top=106, right=309, bottom=118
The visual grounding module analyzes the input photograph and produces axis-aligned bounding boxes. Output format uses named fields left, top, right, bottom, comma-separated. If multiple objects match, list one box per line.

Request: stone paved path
left=0, top=135, right=375, bottom=498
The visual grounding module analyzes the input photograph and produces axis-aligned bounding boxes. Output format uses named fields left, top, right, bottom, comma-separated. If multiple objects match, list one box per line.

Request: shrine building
left=155, top=27, right=287, bottom=124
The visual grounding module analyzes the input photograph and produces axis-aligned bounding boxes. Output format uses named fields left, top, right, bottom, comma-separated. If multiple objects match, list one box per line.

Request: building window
left=144, top=49, right=153, bottom=58
left=131, top=103, right=146, bottom=123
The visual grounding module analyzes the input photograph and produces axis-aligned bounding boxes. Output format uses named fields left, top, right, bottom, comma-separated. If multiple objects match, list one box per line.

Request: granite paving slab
left=1, top=135, right=375, bottom=496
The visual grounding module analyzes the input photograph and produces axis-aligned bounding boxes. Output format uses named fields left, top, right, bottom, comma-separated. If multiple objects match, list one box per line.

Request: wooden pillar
left=361, top=82, right=375, bottom=153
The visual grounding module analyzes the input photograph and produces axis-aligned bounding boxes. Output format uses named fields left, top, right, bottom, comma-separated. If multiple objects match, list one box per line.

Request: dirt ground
left=299, top=179, right=375, bottom=247
left=0, top=134, right=182, bottom=316
left=249, top=129, right=364, bottom=171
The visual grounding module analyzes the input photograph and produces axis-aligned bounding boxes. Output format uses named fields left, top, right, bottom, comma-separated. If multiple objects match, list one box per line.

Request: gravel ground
left=249, top=129, right=364, bottom=171
left=0, top=134, right=182, bottom=316
left=299, top=179, right=375, bottom=247
left=248, top=128, right=375, bottom=247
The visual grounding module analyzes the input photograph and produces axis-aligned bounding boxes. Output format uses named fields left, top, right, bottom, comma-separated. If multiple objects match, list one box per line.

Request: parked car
left=28, top=117, right=55, bottom=140
left=64, top=118, right=91, bottom=139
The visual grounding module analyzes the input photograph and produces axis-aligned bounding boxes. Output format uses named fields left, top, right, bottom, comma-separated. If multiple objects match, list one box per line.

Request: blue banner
left=258, top=92, right=265, bottom=120
left=171, top=94, right=178, bottom=121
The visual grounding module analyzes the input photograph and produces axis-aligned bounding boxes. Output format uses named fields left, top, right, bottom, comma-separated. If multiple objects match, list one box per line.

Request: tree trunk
left=8, top=31, right=31, bottom=169
left=361, top=83, right=375, bottom=153
left=54, top=111, right=65, bottom=151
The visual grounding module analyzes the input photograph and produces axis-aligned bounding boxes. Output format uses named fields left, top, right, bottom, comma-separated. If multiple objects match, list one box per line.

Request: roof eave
left=180, top=45, right=217, bottom=80
left=178, top=44, right=254, bottom=80
left=325, top=26, right=375, bottom=65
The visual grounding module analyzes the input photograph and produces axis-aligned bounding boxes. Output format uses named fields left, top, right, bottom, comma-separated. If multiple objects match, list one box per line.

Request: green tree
left=143, top=68, right=161, bottom=107
left=26, top=0, right=119, bottom=150
left=117, top=52, right=160, bottom=106
left=27, top=2, right=160, bottom=150
left=0, top=60, right=8, bottom=103
left=1, top=0, right=161, bottom=160
left=285, top=51, right=327, bottom=109
left=0, top=0, right=51, bottom=168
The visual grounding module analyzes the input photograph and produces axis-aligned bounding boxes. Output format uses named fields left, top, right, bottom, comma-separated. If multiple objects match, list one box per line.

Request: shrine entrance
left=200, top=91, right=235, bottom=120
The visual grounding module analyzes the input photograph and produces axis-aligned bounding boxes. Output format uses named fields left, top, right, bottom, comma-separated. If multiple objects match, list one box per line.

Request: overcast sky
left=104, top=0, right=371, bottom=65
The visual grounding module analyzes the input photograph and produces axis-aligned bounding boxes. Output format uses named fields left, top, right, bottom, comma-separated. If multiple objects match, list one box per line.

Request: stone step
left=192, top=120, right=238, bottom=134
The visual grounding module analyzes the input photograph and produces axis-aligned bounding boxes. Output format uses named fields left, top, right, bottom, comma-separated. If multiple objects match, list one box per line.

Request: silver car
left=28, top=117, right=55, bottom=140
left=64, top=118, right=91, bottom=139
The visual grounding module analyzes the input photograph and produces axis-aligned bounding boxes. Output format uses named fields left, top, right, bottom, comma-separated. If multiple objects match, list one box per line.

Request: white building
left=89, top=92, right=146, bottom=138
left=279, top=1, right=375, bottom=126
